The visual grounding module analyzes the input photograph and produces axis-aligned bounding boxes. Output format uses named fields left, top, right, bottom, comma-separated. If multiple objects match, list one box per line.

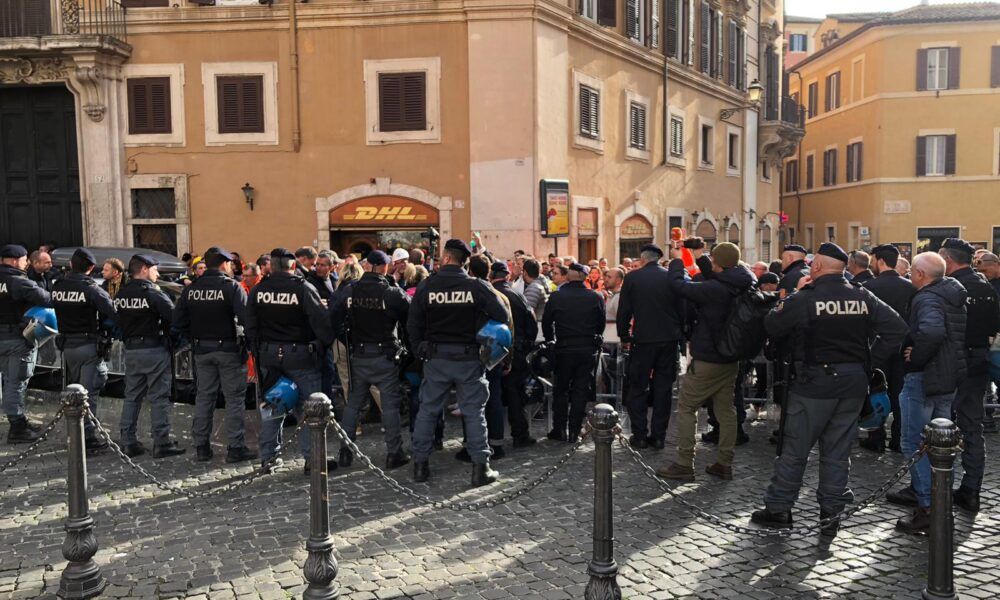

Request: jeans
left=412, top=358, right=489, bottom=464
left=0, top=337, right=36, bottom=419
left=191, top=351, right=248, bottom=449
left=900, top=372, right=955, bottom=508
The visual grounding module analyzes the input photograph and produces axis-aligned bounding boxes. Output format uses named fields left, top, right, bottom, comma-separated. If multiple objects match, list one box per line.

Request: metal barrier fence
left=1, top=386, right=965, bottom=600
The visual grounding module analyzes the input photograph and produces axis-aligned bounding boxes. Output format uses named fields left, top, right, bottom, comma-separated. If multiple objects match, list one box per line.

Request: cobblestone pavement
left=2, top=391, right=998, bottom=600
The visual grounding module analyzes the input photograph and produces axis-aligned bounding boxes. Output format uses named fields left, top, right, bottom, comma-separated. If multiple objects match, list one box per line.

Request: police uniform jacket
left=0, top=264, right=51, bottom=338
left=765, top=273, right=908, bottom=398
left=616, top=262, right=685, bottom=344
left=51, top=272, right=116, bottom=346
left=905, top=276, right=967, bottom=395
left=668, top=259, right=754, bottom=363
left=862, top=270, right=916, bottom=322
left=407, top=264, right=509, bottom=351
left=542, top=281, right=605, bottom=351
left=172, top=268, right=247, bottom=354
left=113, top=279, right=175, bottom=347
left=328, top=279, right=355, bottom=344
left=246, top=271, right=333, bottom=347
left=990, top=277, right=1000, bottom=301
left=778, top=260, right=810, bottom=296
left=950, top=266, right=999, bottom=374
left=329, top=272, right=409, bottom=352
left=494, top=280, right=537, bottom=351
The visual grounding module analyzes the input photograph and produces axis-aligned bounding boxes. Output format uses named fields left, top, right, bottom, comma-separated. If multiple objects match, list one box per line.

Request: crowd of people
left=2, top=231, right=998, bottom=537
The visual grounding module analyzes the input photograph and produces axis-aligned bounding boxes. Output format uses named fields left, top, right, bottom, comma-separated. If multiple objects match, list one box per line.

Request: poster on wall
left=539, top=179, right=569, bottom=238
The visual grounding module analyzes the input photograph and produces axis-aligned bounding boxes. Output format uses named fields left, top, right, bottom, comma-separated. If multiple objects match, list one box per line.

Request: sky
left=785, top=0, right=998, bottom=19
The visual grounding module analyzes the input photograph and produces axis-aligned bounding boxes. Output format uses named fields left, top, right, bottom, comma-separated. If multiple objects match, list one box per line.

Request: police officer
left=332, top=250, right=411, bottom=470
left=408, top=239, right=509, bottom=487
left=51, top=248, right=116, bottom=452
left=114, top=254, right=185, bottom=458
left=777, top=244, right=811, bottom=296
left=543, top=262, right=606, bottom=444
left=616, top=243, right=685, bottom=449
left=939, top=238, right=1000, bottom=513
left=750, top=243, right=907, bottom=537
left=172, top=247, right=258, bottom=464
left=246, top=248, right=336, bottom=475
left=859, top=244, right=916, bottom=453
left=0, top=244, right=51, bottom=443
left=490, top=261, right=539, bottom=448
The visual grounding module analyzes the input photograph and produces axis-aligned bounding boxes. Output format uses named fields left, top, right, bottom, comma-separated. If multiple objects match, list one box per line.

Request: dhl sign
left=329, top=196, right=438, bottom=227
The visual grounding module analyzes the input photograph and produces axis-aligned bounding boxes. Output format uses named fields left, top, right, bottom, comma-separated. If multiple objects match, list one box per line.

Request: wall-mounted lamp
left=722, top=216, right=732, bottom=229
left=242, top=183, right=255, bottom=211
left=720, top=80, right=764, bottom=121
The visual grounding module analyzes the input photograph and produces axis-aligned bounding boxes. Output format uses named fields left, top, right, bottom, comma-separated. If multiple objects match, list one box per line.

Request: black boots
left=953, top=486, right=980, bottom=513
left=386, top=450, right=410, bottom=470
left=896, top=507, right=930, bottom=534
left=303, top=458, right=339, bottom=476
left=471, top=462, right=499, bottom=488
left=750, top=507, right=793, bottom=529
left=225, top=446, right=258, bottom=464
left=153, top=441, right=186, bottom=459
left=886, top=485, right=918, bottom=507
left=195, top=444, right=213, bottom=462
left=6, top=417, right=40, bottom=444
left=413, top=460, right=430, bottom=482
left=338, top=446, right=354, bottom=468
left=819, top=510, right=840, bottom=538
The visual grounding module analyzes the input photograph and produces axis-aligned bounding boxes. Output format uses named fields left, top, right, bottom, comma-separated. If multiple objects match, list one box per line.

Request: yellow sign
left=343, top=206, right=427, bottom=222
left=545, top=191, right=569, bottom=236
left=329, top=196, right=438, bottom=227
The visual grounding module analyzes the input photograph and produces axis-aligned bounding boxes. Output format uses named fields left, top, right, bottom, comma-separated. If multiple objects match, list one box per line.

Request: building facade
left=783, top=14, right=821, bottom=69
left=782, top=3, right=1000, bottom=258
left=1, top=0, right=798, bottom=263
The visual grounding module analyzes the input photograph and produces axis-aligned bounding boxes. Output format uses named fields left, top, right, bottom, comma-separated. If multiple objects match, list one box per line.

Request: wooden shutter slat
left=991, top=46, right=1000, bottom=88
left=916, top=136, right=927, bottom=176
left=626, top=0, right=639, bottom=41
left=699, top=2, right=710, bottom=73
left=947, top=47, right=961, bottom=89
left=945, top=134, right=957, bottom=175
left=665, top=0, right=679, bottom=58
left=916, top=49, right=928, bottom=91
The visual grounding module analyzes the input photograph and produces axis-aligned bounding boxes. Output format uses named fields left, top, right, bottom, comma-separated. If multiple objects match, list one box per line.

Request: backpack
left=716, top=287, right=780, bottom=361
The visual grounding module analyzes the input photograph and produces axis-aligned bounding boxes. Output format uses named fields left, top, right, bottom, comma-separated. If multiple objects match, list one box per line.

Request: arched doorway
left=328, top=195, right=439, bottom=259
left=728, top=223, right=740, bottom=246
left=619, top=215, right=654, bottom=262
left=695, top=220, right=718, bottom=248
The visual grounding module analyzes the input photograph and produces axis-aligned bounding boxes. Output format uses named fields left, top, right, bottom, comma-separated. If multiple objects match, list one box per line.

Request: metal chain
left=0, top=407, right=67, bottom=474
left=88, top=408, right=301, bottom=499
left=616, top=432, right=926, bottom=538
left=329, top=417, right=587, bottom=511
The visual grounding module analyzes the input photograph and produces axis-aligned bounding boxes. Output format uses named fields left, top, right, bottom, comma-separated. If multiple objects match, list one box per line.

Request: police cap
left=568, top=262, right=590, bottom=276
left=365, top=250, right=390, bottom=266
left=784, top=244, right=807, bottom=254
left=205, top=246, right=235, bottom=262
left=871, top=243, right=900, bottom=261
left=640, top=243, right=664, bottom=257
left=0, top=244, right=27, bottom=259
left=131, top=254, right=160, bottom=268
left=270, top=247, right=295, bottom=260
left=941, top=238, right=975, bottom=261
left=444, top=239, right=473, bottom=258
left=490, top=261, right=510, bottom=277
left=72, top=247, right=96, bottom=266
left=817, top=242, right=849, bottom=264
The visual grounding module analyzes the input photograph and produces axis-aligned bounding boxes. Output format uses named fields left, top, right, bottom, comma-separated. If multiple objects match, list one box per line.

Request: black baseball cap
left=444, top=239, right=473, bottom=258
left=131, top=254, right=160, bottom=267
left=205, top=246, right=235, bottom=262
left=568, top=262, right=590, bottom=275
left=365, top=250, right=390, bottom=266
left=871, top=244, right=900, bottom=260
left=784, top=244, right=807, bottom=254
left=72, top=248, right=96, bottom=266
left=817, top=242, right=849, bottom=264
left=941, top=238, right=975, bottom=260
left=490, top=261, right=510, bottom=277
left=0, top=244, right=27, bottom=258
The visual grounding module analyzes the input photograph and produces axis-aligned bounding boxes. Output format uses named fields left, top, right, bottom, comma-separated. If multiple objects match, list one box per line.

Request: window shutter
left=683, top=0, right=694, bottom=65
left=217, top=75, right=264, bottom=134
left=699, top=2, right=710, bottom=73
left=916, top=136, right=927, bottom=176
left=579, top=86, right=590, bottom=135
left=402, top=72, right=427, bottom=130
left=916, top=49, right=928, bottom=91
left=824, top=75, right=832, bottom=112
left=806, top=155, right=814, bottom=188
left=726, top=20, right=737, bottom=86
left=665, top=0, right=679, bottom=57
left=625, top=0, right=639, bottom=40
left=712, top=11, right=722, bottom=78
left=738, top=28, right=747, bottom=90
left=597, top=0, right=616, bottom=27
left=947, top=47, right=961, bottom=89
left=378, top=72, right=426, bottom=133
left=832, top=149, right=838, bottom=184
left=379, top=73, right=403, bottom=131
left=846, top=144, right=854, bottom=182
left=856, top=143, right=863, bottom=180
left=218, top=79, right=240, bottom=133
left=240, top=78, right=263, bottom=132
left=823, top=151, right=830, bottom=186
left=992, top=46, right=1000, bottom=88
left=945, top=134, right=957, bottom=175
left=650, top=0, right=660, bottom=48
left=128, top=77, right=171, bottom=135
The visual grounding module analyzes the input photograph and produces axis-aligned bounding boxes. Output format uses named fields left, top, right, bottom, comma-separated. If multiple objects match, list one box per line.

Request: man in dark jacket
left=860, top=244, right=916, bottom=453
left=657, top=243, right=753, bottom=482
left=490, top=261, right=539, bottom=447
left=888, top=252, right=967, bottom=534
left=847, top=250, right=874, bottom=287
left=777, top=245, right=810, bottom=297
left=616, top=244, right=685, bottom=449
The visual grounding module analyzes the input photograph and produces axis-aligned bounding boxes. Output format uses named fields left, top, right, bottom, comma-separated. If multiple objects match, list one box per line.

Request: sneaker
left=751, top=507, right=793, bottom=529
left=261, top=457, right=284, bottom=474
left=656, top=462, right=695, bottom=482
left=895, top=507, right=930, bottom=535
left=153, top=441, right=186, bottom=459
left=705, top=462, right=733, bottom=480
left=886, top=486, right=918, bottom=507
left=225, top=446, right=258, bottom=464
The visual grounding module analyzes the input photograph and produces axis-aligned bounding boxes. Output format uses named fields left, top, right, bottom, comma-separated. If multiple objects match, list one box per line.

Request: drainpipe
left=791, top=69, right=804, bottom=243
left=289, top=0, right=302, bottom=152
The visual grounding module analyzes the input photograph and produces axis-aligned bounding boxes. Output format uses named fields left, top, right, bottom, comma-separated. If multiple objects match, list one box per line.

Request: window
left=666, top=0, right=681, bottom=58
left=699, top=2, right=712, bottom=74
left=926, top=48, right=949, bottom=91
left=805, top=225, right=815, bottom=251
left=670, top=115, right=684, bottom=157
left=789, top=33, right=807, bottom=53
left=846, top=141, right=863, bottom=182
left=824, top=72, right=841, bottom=112
left=727, top=129, right=741, bottom=174
left=579, top=0, right=597, bottom=21
left=700, top=122, right=714, bottom=165
left=760, top=225, right=772, bottom=262
left=918, top=47, right=960, bottom=91
left=127, top=77, right=171, bottom=135
left=216, top=76, right=263, bottom=134
left=826, top=225, right=836, bottom=242
left=806, top=154, right=815, bottom=189
left=917, top=134, right=956, bottom=177
left=378, top=72, right=427, bottom=132
left=992, top=46, right=1000, bottom=88
left=628, top=102, right=647, bottom=151
left=823, top=148, right=838, bottom=186
left=807, top=82, right=818, bottom=118
left=579, top=85, right=601, bottom=139
left=726, top=20, right=744, bottom=88
left=712, top=8, right=723, bottom=79
left=762, top=160, right=771, bottom=181
left=784, top=159, right=798, bottom=192
left=625, top=0, right=644, bottom=43
left=127, top=175, right=191, bottom=258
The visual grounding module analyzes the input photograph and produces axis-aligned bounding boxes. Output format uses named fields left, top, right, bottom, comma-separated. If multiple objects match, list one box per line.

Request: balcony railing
left=1, top=0, right=126, bottom=41
left=779, top=96, right=804, bottom=128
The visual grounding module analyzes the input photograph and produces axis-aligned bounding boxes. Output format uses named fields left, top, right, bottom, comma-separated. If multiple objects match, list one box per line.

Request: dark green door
left=0, top=85, right=82, bottom=249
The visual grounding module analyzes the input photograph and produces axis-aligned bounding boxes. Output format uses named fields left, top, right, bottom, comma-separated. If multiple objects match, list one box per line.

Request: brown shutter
left=916, top=136, right=927, bottom=176
left=217, top=75, right=264, bottom=134
left=597, top=0, right=616, bottom=27
left=625, top=0, right=639, bottom=40
left=806, top=154, right=814, bottom=188
left=832, top=149, right=838, bottom=184
left=846, top=144, right=854, bottom=182
left=20, top=0, right=51, bottom=35
left=945, top=134, right=957, bottom=175
left=402, top=72, right=427, bottom=131
left=665, top=0, right=679, bottom=57
left=726, top=20, right=737, bottom=86
left=856, top=143, right=863, bottom=180
left=699, top=2, right=710, bottom=73
left=824, top=75, right=831, bottom=112
left=916, top=49, right=928, bottom=91
left=947, top=47, right=961, bottom=89
left=128, top=77, right=171, bottom=135
left=991, top=46, right=1000, bottom=88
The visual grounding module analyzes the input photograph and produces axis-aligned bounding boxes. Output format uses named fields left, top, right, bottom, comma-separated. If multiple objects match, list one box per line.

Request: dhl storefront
left=315, top=181, right=454, bottom=258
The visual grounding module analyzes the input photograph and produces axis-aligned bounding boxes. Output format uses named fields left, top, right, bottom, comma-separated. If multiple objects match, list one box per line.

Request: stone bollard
left=922, top=418, right=961, bottom=600
left=58, top=384, right=107, bottom=600
left=585, top=404, right=621, bottom=600
left=302, top=393, right=339, bottom=600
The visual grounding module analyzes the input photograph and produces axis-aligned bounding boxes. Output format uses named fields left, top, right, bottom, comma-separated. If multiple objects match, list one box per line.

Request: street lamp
left=720, top=79, right=764, bottom=121
left=242, top=183, right=255, bottom=211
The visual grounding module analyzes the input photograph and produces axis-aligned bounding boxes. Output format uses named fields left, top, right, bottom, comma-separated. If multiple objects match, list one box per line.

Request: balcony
left=759, top=95, right=805, bottom=166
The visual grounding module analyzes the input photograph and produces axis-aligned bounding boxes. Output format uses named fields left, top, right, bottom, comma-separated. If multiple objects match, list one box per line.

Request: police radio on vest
left=52, top=290, right=86, bottom=303
left=115, top=297, right=150, bottom=310
left=815, top=300, right=869, bottom=316
left=429, top=291, right=474, bottom=304
left=257, top=291, right=300, bottom=305
left=188, top=289, right=225, bottom=302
